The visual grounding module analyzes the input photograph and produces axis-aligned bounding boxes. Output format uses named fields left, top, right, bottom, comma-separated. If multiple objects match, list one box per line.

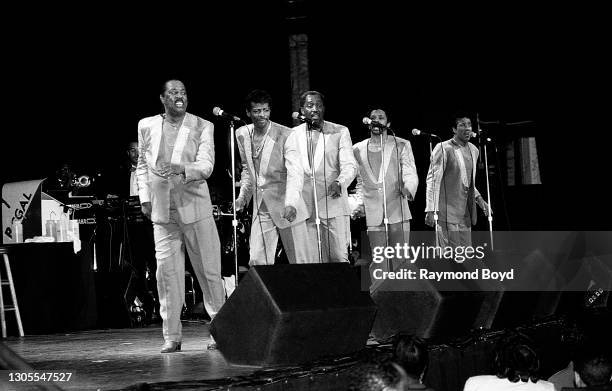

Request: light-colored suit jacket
left=292, top=121, right=357, bottom=219
left=353, top=136, right=418, bottom=226
left=425, top=139, right=482, bottom=225
left=235, top=121, right=307, bottom=229
left=136, top=113, right=215, bottom=225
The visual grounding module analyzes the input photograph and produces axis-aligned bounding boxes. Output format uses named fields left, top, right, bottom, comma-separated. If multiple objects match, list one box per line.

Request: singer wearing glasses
left=292, top=91, right=357, bottom=263
left=136, top=79, right=225, bottom=353
left=424, top=114, right=490, bottom=247
left=352, top=109, right=418, bottom=291
left=234, top=89, right=312, bottom=265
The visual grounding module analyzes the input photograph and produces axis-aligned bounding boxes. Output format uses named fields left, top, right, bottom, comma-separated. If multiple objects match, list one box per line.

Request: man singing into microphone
left=234, top=89, right=312, bottom=265
left=293, top=91, right=357, bottom=263
left=136, top=79, right=225, bottom=353
left=352, top=109, right=418, bottom=288
left=424, top=114, right=490, bottom=247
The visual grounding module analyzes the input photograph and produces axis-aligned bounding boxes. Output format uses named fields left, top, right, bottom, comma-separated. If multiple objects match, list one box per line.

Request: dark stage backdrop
left=1, top=2, right=607, bottom=230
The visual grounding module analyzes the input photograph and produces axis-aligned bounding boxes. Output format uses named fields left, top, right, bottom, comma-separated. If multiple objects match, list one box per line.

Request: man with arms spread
left=137, top=79, right=225, bottom=353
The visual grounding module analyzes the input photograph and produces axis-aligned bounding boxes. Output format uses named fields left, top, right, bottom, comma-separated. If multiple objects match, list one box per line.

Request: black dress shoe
left=161, top=341, right=181, bottom=353
left=207, top=335, right=217, bottom=350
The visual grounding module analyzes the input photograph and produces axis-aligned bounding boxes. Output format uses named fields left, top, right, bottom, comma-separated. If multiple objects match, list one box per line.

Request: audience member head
left=493, top=332, right=542, bottom=383
left=393, top=334, right=429, bottom=383
left=348, top=360, right=408, bottom=391
left=573, top=341, right=612, bottom=387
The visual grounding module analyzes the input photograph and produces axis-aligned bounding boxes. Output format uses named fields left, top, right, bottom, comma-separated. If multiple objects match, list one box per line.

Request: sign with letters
left=2, top=179, right=63, bottom=244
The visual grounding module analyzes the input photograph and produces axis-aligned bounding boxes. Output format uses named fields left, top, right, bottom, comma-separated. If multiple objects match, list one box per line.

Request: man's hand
left=479, top=200, right=491, bottom=217
left=400, top=185, right=413, bottom=200
left=235, top=198, right=246, bottom=212
left=141, top=202, right=152, bottom=220
left=351, top=204, right=366, bottom=220
left=159, top=163, right=185, bottom=177
left=425, top=211, right=435, bottom=227
left=327, top=181, right=342, bottom=198
left=282, top=206, right=297, bottom=222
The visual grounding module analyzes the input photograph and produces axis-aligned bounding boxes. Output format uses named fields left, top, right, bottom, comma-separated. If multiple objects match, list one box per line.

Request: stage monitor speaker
left=210, top=264, right=377, bottom=366
left=487, top=291, right=563, bottom=330
left=370, top=274, right=490, bottom=340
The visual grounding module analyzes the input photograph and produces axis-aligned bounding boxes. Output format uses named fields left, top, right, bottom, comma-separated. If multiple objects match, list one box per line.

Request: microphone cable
left=388, top=129, right=408, bottom=246
left=367, top=132, right=395, bottom=250
left=468, top=138, right=477, bottom=232
left=321, top=126, right=333, bottom=262
left=442, top=140, right=449, bottom=243
left=306, top=122, right=325, bottom=262
left=428, top=136, right=447, bottom=246
left=491, top=140, right=510, bottom=229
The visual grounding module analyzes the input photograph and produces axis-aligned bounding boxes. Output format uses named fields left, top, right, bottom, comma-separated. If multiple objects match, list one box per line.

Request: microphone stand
left=307, top=122, right=323, bottom=263
left=379, top=133, right=391, bottom=272
left=482, top=139, right=494, bottom=250
left=476, top=114, right=494, bottom=250
left=428, top=135, right=441, bottom=247
left=229, top=119, right=239, bottom=286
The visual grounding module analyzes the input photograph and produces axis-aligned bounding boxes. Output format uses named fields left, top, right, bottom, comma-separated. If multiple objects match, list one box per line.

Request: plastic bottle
left=13, top=219, right=23, bottom=243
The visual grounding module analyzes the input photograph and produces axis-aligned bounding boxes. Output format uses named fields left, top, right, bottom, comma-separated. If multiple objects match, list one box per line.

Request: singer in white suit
left=137, top=80, right=225, bottom=353
left=234, top=90, right=313, bottom=265
left=424, top=115, right=489, bottom=247
left=293, top=91, right=357, bottom=263
left=352, top=109, right=418, bottom=286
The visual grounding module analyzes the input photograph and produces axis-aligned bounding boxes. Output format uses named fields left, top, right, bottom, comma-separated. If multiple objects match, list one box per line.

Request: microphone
left=292, top=112, right=311, bottom=123
left=212, top=107, right=242, bottom=121
left=412, top=128, right=440, bottom=138
left=362, top=117, right=388, bottom=129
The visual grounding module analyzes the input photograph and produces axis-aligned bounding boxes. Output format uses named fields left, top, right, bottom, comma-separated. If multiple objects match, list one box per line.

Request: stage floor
left=2, top=313, right=596, bottom=390
left=2, top=321, right=261, bottom=390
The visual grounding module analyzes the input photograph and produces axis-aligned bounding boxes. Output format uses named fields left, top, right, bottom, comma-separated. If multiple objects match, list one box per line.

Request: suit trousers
left=435, top=221, right=472, bottom=247
left=367, top=221, right=410, bottom=293
left=249, top=204, right=313, bottom=265
left=305, top=215, right=349, bottom=263
left=153, top=210, right=225, bottom=343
